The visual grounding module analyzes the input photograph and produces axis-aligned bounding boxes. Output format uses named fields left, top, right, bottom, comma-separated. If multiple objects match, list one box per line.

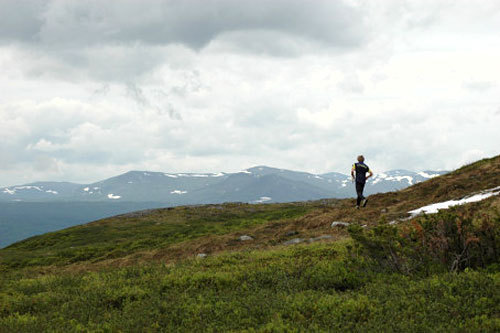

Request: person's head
left=357, top=155, right=365, bottom=163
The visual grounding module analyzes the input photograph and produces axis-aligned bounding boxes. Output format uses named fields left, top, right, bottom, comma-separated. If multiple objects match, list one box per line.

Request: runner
left=351, top=155, right=373, bottom=209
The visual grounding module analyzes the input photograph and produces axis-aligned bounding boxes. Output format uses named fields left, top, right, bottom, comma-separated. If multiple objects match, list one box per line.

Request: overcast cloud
left=1, top=0, right=499, bottom=186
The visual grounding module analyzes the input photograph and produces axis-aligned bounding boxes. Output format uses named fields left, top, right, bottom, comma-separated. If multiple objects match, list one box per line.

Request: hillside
left=0, top=155, right=499, bottom=331
left=0, top=165, right=447, bottom=248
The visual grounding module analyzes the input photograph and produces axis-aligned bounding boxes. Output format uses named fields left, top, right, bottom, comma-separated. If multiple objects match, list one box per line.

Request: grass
left=0, top=155, right=500, bottom=331
left=0, top=201, right=325, bottom=270
left=1, top=240, right=498, bottom=332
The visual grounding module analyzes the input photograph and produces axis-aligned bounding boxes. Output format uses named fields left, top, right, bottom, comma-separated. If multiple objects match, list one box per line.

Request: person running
left=351, top=155, right=373, bottom=208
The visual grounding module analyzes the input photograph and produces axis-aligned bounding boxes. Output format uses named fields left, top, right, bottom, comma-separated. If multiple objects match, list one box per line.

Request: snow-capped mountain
left=0, top=166, right=447, bottom=204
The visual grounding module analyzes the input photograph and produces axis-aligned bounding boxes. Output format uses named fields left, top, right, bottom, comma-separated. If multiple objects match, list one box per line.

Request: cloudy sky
left=1, top=0, right=499, bottom=186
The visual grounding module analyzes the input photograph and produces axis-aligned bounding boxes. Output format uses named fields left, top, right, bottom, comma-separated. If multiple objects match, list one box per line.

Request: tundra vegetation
left=1, top=156, right=499, bottom=331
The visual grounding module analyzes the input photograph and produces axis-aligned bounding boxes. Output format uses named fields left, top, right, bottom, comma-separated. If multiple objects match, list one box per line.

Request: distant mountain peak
left=1, top=166, right=448, bottom=203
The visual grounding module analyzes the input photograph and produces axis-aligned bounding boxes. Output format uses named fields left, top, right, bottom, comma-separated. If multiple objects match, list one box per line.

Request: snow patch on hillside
left=409, top=186, right=500, bottom=216
left=46, top=190, right=58, bottom=195
left=107, top=194, right=121, bottom=199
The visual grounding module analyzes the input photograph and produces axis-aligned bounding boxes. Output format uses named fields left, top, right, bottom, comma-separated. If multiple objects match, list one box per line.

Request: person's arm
left=351, top=164, right=356, bottom=180
left=367, top=170, right=373, bottom=179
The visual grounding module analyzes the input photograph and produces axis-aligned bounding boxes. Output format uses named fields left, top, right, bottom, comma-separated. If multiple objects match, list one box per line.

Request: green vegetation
left=1, top=208, right=499, bottom=331
left=1, top=234, right=498, bottom=331
left=349, top=206, right=500, bottom=275
left=1, top=202, right=316, bottom=269
left=1, top=155, right=499, bottom=331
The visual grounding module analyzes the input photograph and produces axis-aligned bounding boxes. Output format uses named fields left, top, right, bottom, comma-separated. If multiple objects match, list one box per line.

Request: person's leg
left=355, top=182, right=364, bottom=207
left=359, top=182, right=368, bottom=207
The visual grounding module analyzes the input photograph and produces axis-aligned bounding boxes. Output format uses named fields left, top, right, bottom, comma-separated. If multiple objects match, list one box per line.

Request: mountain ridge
left=0, top=165, right=448, bottom=203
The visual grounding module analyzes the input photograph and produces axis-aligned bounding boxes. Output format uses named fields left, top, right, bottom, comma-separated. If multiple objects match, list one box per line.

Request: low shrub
left=348, top=208, right=500, bottom=275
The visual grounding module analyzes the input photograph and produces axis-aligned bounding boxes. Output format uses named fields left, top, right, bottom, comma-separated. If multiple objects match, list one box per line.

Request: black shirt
left=352, top=162, right=370, bottom=184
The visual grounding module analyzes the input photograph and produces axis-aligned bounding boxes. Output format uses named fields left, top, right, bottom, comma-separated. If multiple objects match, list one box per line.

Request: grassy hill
left=1, top=155, right=499, bottom=331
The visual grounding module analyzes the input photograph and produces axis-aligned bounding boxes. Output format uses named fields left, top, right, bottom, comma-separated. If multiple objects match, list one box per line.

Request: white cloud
left=0, top=0, right=499, bottom=186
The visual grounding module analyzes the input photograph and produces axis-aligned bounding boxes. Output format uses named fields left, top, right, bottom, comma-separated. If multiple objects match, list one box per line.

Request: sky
left=1, top=0, right=499, bottom=186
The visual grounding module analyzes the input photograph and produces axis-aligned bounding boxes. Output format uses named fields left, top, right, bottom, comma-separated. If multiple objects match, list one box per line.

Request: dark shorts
left=355, top=182, right=365, bottom=198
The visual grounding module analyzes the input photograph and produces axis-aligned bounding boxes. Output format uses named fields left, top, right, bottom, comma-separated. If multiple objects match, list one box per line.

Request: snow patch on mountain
left=417, top=171, right=441, bottom=178
left=253, top=196, right=272, bottom=203
left=83, top=187, right=90, bottom=192
left=170, top=190, right=187, bottom=194
left=212, top=173, right=225, bottom=177
left=373, top=174, right=414, bottom=185
left=19, top=186, right=42, bottom=191
left=164, top=174, right=178, bottom=178
left=3, top=188, right=15, bottom=195
left=371, top=173, right=387, bottom=185
left=46, top=190, right=58, bottom=195
left=107, top=194, right=121, bottom=199
left=2, top=186, right=44, bottom=194
left=409, top=186, right=500, bottom=216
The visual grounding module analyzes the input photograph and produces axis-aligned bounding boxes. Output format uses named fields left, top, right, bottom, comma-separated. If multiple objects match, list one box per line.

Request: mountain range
left=0, top=166, right=447, bottom=204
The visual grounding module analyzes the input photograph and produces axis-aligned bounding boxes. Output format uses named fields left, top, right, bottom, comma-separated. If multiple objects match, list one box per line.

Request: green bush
left=348, top=208, right=500, bottom=275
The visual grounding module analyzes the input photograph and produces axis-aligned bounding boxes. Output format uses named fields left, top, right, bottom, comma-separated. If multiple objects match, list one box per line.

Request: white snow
left=16, top=186, right=43, bottom=191
left=93, top=187, right=100, bottom=190
left=239, top=170, right=252, bottom=174
left=164, top=174, right=178, bottom=178
left=107, top=193, right=121, bottom=199
left=143, top=172, right=150, bottom=176
left=83, top=187, right=90, bottom=192
left=371, top=173, right=414, bottom=185
left=3, top=186, right=44, bottom=194
left=3, top=188, right=15, bottom=195
left=170, top=190, right=187, bottom=194
left=211, top=172, right=225, bottom=177
left=409, top=186, right=500, bottom=216
left=384, top=175, right=414, bottom=185
left=253, top=196, right=272, bottom=203
left=46, top=190, right=58, bottom=194
left=128, top=181, right=133, bottom=184
left=314, top=175, right=323, bottom=179
left=418, top=171, right=441, bottom=178
left=371, top=173, right=386, bottom=185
